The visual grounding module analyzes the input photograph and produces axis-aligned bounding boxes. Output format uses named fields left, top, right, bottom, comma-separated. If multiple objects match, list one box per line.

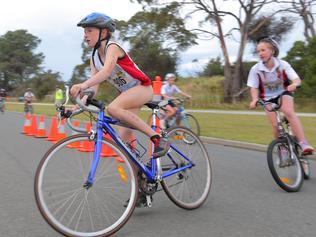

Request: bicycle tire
left=34, top=134, right=138, bottom=237
left=267, top=138, right=303, bottom=192
left=293, top=142, right=311, bottom=180
left=160, top=126, right=212, bottom=209
left=300, top=157, right=311, bottom=180
left=180, top=114, right=200, bottom=136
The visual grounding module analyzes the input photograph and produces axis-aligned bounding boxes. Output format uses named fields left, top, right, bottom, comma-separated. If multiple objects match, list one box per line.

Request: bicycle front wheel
left=34, top=134, right=138, bottom=237
left=160, top=126, right=212, bottom=209
left=180, top=114, right=200, bottom=136
left=267, top=138, right=303, bottom=192
left=300, top=156, right=311, bottom=180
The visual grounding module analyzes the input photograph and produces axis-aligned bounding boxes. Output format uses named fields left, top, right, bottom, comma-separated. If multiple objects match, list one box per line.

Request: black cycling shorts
left=266, top=91, right=293, bottom=104
left=167, top=100, right=177, bottom=107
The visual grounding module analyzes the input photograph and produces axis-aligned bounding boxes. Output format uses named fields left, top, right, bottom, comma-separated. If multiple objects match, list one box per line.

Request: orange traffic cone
left=78, top=122, right=94, bottom=152
left=26, top=115, right=38, bottom=136
left=67, top=120, right=82, bottom=148
left=35, top=115, right=47, bottom=138
left=152, top=75, right=162, bottom=101
left=21, top=114, right=31, bottom=134
left=53, top=119, right=66, bottom=143
left=46, top=117, right=58, bottom=142
left=100, top=133, right=118, bottom=158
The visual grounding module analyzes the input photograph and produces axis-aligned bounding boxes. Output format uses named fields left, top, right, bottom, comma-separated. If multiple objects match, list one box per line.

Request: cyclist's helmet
left=77, top=12, right=116, bottom=32
left=0, top=88, right=5, bottom=92
left=165, top=73, right=176, bottom=80
left=257, top=36, right=279, bottom=57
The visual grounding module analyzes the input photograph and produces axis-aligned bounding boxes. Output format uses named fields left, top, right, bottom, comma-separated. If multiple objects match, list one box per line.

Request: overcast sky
left=0, top=0, right=307, bottom=80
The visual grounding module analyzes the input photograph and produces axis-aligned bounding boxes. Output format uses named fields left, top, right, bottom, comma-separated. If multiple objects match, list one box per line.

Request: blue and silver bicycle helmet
left=77, top=13, right=116, bottom=60
left=77, top=12, right=116, bottom=32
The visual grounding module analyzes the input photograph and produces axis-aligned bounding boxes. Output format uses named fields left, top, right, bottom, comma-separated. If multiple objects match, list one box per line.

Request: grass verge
left=6, top=102, right=315, bottom=148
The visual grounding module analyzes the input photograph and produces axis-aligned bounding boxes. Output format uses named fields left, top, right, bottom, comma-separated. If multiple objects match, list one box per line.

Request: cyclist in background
left=24, top=88, right=35, bottom=114
left=160, top=73, right=192, bottom=128
left=70, top=12, right=170, bottom=159
left=247, top=37, right=314, bottom=155
left=0, top=88, right=7, bottom=114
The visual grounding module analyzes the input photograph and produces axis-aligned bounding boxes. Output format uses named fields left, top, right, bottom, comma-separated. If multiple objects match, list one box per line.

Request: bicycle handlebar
left=66, top=108, right=87, bottom=133
left=75, top=89, right=100, bottom=114
left=256, top=99, right=281, bottom=112
left=55, top=86, right=101, bottom=133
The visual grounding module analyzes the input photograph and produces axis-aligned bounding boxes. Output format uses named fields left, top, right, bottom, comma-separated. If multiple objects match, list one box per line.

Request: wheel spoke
left=35, top=134, right=137, bottom=236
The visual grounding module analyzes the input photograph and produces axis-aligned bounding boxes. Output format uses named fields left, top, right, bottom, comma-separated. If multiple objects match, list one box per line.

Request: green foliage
left=200, top=57, right=224, bottom=77
left=128, top=35, right=177, bottom=79
left=0, top=30, right=44, bottom=90
left=29, top=70, right=63, bottom=100
left=121, top=4, right=197, bottom=50
left=118, top=4, right=197, bottom=78
left=284, top=37, right=316, bottom=98
left=240, top=61, right=256, bottom=84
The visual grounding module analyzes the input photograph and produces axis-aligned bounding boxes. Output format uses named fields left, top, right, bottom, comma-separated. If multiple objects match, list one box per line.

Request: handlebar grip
left=75, top=89, right=100, bottom=113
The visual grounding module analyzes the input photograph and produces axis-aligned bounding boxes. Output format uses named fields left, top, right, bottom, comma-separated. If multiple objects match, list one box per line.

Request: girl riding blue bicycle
left=70, top=12, right=170, bottom=158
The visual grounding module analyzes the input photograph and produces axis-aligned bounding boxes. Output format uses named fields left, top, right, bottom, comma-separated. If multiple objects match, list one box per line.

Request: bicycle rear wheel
left=160, top=126, right=212, bottom=209
left=267, top=138, right=303, bottom=192
left=180, top=114, right=200, bottom=136
left=34, top=134, right=138, bottom=237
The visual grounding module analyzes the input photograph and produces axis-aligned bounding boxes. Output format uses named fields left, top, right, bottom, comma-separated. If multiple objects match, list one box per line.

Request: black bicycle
left=257, top=98, right=311, bottom=192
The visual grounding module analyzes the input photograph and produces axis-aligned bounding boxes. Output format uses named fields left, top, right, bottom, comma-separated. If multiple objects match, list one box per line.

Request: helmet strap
left=91, top=29, right=111, bottom=68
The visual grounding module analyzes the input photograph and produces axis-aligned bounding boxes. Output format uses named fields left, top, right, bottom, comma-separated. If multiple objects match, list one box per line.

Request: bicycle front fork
left=85, top=131, right=102, bottom=188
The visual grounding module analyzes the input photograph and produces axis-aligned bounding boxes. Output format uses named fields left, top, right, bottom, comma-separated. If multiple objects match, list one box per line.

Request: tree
left=127, top=34, right=177, bottom=79
left=132, top=0, right=296, bottom=102
left=200, top=56, right=224, bottom=77
left=248, top=16, right=296, bottom=44
left=118, top=4, right=197, bottom=79
left=28, top=70, right=63, bottom=100
left=284, top=37, right=316, bottom=98
left=277, top=0, right=316, bottom=40
left=0, top=30, right=44, bottom=91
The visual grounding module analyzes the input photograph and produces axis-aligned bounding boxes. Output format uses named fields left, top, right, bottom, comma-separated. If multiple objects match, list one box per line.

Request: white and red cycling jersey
left=93, top=41, right=151, bottom=92
left=247, top=57, right=299, bottom=100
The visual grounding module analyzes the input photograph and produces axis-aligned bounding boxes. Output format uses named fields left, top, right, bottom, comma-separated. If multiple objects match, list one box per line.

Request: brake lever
left=56, top=106, right=72, bottom=127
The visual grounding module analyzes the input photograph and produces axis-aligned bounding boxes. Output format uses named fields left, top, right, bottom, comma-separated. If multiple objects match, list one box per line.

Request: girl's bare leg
left=107, top=85, right=157, bottom=138
left=280, top=95, right=305, bottom=142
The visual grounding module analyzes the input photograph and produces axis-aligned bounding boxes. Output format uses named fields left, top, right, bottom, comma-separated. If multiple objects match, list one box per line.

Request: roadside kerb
left=201, top=136, right=316, bottom=160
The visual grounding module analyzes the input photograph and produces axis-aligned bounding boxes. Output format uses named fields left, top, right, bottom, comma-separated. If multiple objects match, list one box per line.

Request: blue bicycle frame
left=85, top=109, right=195, bottom=186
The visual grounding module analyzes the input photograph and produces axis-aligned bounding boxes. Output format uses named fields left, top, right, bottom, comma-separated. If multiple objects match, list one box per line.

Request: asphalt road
left=1, top=112, right=316, bottom=237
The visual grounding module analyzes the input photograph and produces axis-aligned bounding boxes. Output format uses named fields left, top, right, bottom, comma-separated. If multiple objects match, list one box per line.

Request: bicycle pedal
left=146, top=195, right=152, bottom=207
